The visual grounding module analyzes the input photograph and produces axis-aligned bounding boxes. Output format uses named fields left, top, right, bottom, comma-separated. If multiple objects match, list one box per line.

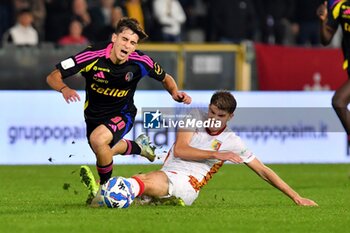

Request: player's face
left=110, top=29, right=139, bottom=64
left=207, top=104, right=233, bottom=133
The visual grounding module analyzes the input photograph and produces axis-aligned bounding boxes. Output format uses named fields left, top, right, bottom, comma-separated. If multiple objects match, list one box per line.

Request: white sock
left=126, top=178, right=140, bottom=196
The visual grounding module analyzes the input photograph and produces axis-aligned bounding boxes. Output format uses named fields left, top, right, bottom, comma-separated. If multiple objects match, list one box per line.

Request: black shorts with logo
left=85, top=111, right=136, bottom=148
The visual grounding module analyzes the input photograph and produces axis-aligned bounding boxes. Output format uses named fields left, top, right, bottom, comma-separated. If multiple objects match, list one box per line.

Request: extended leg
left=332, top=79, right=350, bottom=155
left=130, top=171, right=185, bottom=206
left=111, top=134, right=156, bottom=162
left=332, top=79, right=350, bottom=135
left=89, top=125, right=114, bottom=185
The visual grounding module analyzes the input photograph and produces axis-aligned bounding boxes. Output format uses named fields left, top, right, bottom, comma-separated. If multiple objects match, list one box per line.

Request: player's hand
left=61, top=87, right=81, bottom=104
left=172, top=91, right=192, bottom=104
left=317, top=1, right=328, bottom=21
left=214, top=151, right=243, bottom=164
left=294, top=197, right=318, bottom=207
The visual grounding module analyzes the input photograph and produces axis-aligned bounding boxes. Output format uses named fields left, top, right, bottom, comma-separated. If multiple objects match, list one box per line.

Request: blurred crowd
left=0, top=0, right=341, bottom=47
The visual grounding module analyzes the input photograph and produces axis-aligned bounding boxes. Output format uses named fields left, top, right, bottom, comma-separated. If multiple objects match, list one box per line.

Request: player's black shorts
left=85, top=111, right=136, bottom=147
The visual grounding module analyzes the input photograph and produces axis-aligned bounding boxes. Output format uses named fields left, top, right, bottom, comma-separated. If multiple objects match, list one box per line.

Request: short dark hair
left=115, top=17, right=148, bottom=41
left=210, top=90, right=237, bottom=114
left=17, top=8, right=32, bottom=17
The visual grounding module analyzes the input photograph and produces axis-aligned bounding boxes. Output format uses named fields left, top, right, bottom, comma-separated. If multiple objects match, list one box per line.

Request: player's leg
left=132, top=171, right=170, bottom=197
left=82, top=121, right=109, bottom=206
left=161, top=171, right=198, bottom=206
left=89, top=124, right=115, bottom=185
left=80, top=114, right=141, bottom=207
left=130, top=171, right=198, bottom=206
left=332, top=79, right=350, bottom=143
left=111, top=134, right=156, bottom=162
left=128, top=171, right=186, bottom=206
left=81, top=114, right=137, bottom=207
left=84, top=110, right=156, bottom=206
left=125, top=171, right=170, bottom=206
left=89, top=114, right=135, bottom=185
left=80, top=169, right=170, bottom=208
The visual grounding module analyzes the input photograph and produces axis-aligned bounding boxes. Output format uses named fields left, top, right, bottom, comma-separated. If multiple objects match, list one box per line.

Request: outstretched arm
left=173, top=129, right=243, bottom=163
left=246, top=158, right=318, bottom=206
left=162, top=73, right=191, bottom=104
left=46, top=69, right=80, bottom=104
left=317, top=1, right=337, bottom=45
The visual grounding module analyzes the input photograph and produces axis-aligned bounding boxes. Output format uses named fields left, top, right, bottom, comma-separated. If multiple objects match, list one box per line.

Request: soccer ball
left=101, top=176, right=135, bottom=208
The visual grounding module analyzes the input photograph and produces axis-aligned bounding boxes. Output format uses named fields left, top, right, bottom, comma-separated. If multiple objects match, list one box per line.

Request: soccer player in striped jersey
left=46, top=17, right=191, bottom=201
left=318, top=1, right=350, bottom=152
left=99, top=91, right=317, bottom=207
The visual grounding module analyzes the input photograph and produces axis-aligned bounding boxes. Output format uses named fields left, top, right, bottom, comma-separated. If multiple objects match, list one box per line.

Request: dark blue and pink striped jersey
left=56, top=41, right=166, bottom=121
left=327, top=0, right=350, bottom=74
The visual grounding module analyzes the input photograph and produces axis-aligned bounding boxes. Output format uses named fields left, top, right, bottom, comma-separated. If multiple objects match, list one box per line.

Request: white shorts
left=162, top=170, right=199, bottom=206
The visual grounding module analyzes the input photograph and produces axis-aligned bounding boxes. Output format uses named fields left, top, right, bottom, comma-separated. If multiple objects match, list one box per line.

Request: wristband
left=59, top=86, right=67, bottom=92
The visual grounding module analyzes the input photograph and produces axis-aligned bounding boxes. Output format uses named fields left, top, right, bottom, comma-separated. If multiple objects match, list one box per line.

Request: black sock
left=122, top=139, right=141, bottom=155
left=96, top=161, right=113, bottom=185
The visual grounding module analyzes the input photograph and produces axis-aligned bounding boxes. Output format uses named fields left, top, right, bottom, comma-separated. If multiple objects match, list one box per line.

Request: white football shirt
left=161, top=110, right=256, bottom=191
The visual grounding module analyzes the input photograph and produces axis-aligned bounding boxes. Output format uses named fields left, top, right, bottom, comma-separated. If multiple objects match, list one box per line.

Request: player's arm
left=245, top=158, right=318, bottom=206
left=173, top=129, right=243, bottom=163
left=173, top=129, right=214, bottom=160
left=46, top=69, right=80, bottom=104
left=161, top=73, right=191, bottom=104
left=47, top=44, right=99, bottom=103
left=317, top=1, right=337, bottom=45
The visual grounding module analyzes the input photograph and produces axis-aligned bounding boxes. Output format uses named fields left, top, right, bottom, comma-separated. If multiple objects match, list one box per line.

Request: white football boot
left=135, top=134, right=156, bottom=162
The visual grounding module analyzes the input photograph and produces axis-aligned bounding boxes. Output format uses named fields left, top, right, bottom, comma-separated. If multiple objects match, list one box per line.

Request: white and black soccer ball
left=101, top=176, right=135, bottom=208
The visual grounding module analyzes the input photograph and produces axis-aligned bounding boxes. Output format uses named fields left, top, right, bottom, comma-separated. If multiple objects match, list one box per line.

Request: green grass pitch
left=1, top=164, right=350, bottom=233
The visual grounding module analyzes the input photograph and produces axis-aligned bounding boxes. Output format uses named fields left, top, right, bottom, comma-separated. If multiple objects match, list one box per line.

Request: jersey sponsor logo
left=93, top=76, right=108, bottom=84
left=125, top=72, right=134, bottom=82
left=61, top=58, right=75, bottom=70
left=154, top=62, right=163, bottom=75
left=342, top=3, right=350, bottom=9
left=93, top=66, right=110, bottom=72
left=90, top=83, right=129, bottom=97
left=341, top=4, right=350, bottom=18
